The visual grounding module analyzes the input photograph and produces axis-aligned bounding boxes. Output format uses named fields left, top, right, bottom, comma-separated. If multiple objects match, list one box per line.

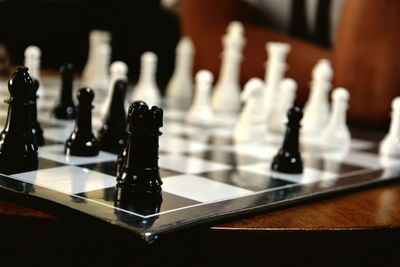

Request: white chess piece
left=379, top=97, right=400, bottom=158
left=24, top=45, right=43, bottom=96
left=269, top=78, right=297, bottom=135
left=321, top=88, right=351, bottom=150
left=85, top=42, right=111, bottom=94
left=186, top=70, right=214, bottom=126
left=131, top=52, right=161, bottom=107
left=211, top=21, right=246, bottom=116
left=100, top=61, right=128, bottom=119
left=82, top=30, right=111, bottom=84
left=301, top=59, right=333, bottom=145
left=263, top=42, right=291, bottom=121
left=233, top=78, right=266, bottom=142
left=165, top=37, right=195, bottom=110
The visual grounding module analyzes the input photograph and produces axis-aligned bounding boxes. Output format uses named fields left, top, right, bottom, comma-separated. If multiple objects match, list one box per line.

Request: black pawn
left=98, top=80, right=128, bottom=154
left=0, top=66, right=38, bottom=174
left=65, top=88, right=99, bottom=156
left=30, top=79, right=44, bottom=146
left=271, top=106, right=303, bottom=174
left=116, top=101, right=163, bottom=197
left=53, top=63, right=76, bottom=119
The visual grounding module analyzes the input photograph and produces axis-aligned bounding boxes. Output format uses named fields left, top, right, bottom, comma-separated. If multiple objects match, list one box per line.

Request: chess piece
left=0, top=66, right=38, bottom=174
left=185, top=70, right=214, bottom=126
left=269, top=78, right=297, bottom=135
left=263, top=42, right=291, bottom=121
left=82, top=30, right=111, bottom=84
left=24, top=45, right=43, bottom=96
left=98, top=80, right=128, bottom=154
left=301, top=59, right=333, bottom=144
left=85, top=43, right=111, bottom=93
left=131, top=52, right=161, bottom=107
left=211, top=21, right=245, bottom=115
left=116, top=101, right=163, bottom=197
left=379, top=97, right=400, bottom=158
left=233, top=78, right=266, bottom=142
left=101, top=61, right=128, bottom=119
left=165, top=36, right=195, bottom=110
left=271, top=106, right=303, bottom=174
left=52, top=63, right=76, bottom=120
left=321, top=88, right=351, bottom=151
left=30, top=79, right=44, bottom=146
left=65, top=88, right=99, bottom=156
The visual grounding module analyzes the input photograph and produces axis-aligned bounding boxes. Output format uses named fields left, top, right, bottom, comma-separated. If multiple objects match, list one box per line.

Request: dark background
left=0, top=0, right=180, bottom=83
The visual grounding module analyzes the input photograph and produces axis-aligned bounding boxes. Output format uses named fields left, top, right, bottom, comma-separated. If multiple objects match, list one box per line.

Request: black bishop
left=98, top=79, right=128, bottom=154
left=53, top=63, right=76, bottom=119
left=0, top=66, right=38, bottom=174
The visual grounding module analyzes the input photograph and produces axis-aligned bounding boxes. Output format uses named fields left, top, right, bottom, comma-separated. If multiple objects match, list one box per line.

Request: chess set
left=1, top=24, right=400, bottom=243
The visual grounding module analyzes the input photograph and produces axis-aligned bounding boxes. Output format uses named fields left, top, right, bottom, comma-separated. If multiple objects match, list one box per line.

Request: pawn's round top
left=77, top=87, right=94, bottom=105
left=110, top=61, right=128, bottom=75
left=8, top=66, right=33, bottom=102
left=227, top=21, right=244, bottom=37
left=24, top=45, right=41, bottom=58
left=332, top=87, right=350, bottom=102
left=60, top=63, right=74, bottom=74
left=392, top=97, right=400, bottom=111
left=280, top=78, right=297, bottom=93
left=142, top=52, right=157, bottom=64
left=196, top=70, right=214, bottom=84
left=128, top=101, right=148, bottom=119
left=287, top=106, right=303, bottom=126
left=312, top=59, right=333, bottom=81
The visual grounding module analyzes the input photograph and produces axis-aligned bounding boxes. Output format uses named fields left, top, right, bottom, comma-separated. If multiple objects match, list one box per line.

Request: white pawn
left=269, top=78, right=297, bottom=135
left=233, top=78, right=266, bottom=142
left=301, top=59, right=333, bottom=144
left=100, top=61, right=128, bottom=119
left=85, top=43, right=111, bottom=95
left=82, top=30, right=111, bottom=84
left=379, top=97, right=400, bottom=158
left=263, top=42, right=291, bottom=121
left=321, top=88, right=351, bottom=151
left=165, top=37, right=195, bottom=110
left=24, top=45, right=43, bottom=95
left=211, top=21, right=246, bottom=116
left=186, top=70, right=214, bottom=127
left=131, top=52, right=161, bottom=107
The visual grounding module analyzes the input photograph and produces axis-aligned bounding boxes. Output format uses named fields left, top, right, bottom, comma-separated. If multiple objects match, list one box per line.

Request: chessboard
left=0, top=74, right=400, bottom=243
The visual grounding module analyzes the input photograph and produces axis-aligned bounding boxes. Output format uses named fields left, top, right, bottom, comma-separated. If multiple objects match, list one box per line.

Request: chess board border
left=1, top=166, right=400, bottom=243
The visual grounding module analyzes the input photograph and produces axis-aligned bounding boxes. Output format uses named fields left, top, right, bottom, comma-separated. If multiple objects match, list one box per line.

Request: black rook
left=116, top=101, right=163, bottom=197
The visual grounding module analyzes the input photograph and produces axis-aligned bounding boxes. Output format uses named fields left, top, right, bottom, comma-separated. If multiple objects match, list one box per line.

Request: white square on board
left=39, top=144, right=116, bottom=165
left=159, top=154, right=231, bottom=174
left=162, top=174, right=253, bottom=202
left=10, top=165, right=116, bottom=195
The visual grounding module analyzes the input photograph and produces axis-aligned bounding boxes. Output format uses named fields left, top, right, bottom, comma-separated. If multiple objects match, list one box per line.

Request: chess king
left=0, top=66, right=38, bottom=174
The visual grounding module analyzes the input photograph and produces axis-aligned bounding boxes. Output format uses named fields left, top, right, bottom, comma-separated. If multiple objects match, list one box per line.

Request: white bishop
left=165, top=37, right=195, bottom=110
left=131, top=52, right=161, bottom=107
left=379, top=97, right=400, bottom=158
left=186, top=70, right=214, bottom=127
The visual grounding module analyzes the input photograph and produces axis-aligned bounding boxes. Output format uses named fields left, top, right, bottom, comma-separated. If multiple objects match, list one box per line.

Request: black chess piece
left=0, top=66, right=38, bottom=174
left=53, top=63, right=76, bottom=119
left=116, top=101, right=163, bottom=197
left=98, top=80, right=128, bottom=154
left=271, top=106, right=303, bottom=174
left=30, top=79, right=44, bottom=146
left=65, top=87, right=99, bottom=156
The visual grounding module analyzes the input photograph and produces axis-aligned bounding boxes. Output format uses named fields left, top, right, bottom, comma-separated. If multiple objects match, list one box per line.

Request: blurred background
left=0, top=0, right=399, bottom=126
